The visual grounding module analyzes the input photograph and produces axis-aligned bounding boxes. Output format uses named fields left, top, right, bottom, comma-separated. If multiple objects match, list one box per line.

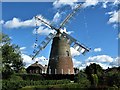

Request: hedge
left=2, top=79, right=71, bottom=90
left=16, top=74, right=44, bottom=81
left=19, top=83, right=90, bottom=90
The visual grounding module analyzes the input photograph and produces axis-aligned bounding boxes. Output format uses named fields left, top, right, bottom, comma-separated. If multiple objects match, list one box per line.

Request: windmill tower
left=32, top=4, right=90, bottom=74
left=47, top=31, right=74, bottom=74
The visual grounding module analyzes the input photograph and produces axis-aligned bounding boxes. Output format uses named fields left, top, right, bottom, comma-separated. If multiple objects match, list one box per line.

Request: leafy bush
left=2, top=80, right=22, bottom=90
left=9, top=74, right=23, bottom=81
left=98, top=71, right=120, bottom=88
left=20, top=83, right=90, bottom=90
left=91, top=74, right=98, bottom=87
left=16, top=73, right=44, bottom=81
left=107, top=72, right=120, bottom=87
left=2, top=79, right=71, bottom=90
left=74, top=72, right=91, bottom=88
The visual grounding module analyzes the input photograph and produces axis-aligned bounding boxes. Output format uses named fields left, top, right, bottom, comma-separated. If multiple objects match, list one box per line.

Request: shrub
left=2, top=80, right=22, bottom=90
left=9, top=74, right=23, bottom=81
left=16, top=73, right=44, bottom=81
left=20, top=83, right=90, bottom=90
left=107, top=72, right=120, bottom=87
left=2, top=79, right=71, bottom=90
left=74, top=72, right=91, bottom=88
left=91, top=74, right=98, bottom=87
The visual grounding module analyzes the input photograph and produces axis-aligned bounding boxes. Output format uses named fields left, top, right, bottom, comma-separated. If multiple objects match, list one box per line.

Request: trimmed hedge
left=16, top=73, right=44, bottom=81
left=15, top=74, right=76, bottom=81
left=2, top=79, right=71, bottom=90
left=20, top=83, right=90, bottom=90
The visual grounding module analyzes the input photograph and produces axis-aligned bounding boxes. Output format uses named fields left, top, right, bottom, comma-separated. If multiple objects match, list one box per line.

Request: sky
left=1, top=0, right=120, bottom=69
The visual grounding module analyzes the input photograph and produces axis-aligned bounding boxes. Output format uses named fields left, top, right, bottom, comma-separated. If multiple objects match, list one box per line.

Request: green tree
left=0, top=33, right=24, bottom=79
left=85, top=63, right=103, bottom=76
left=85, top=63, right=103, bottom=86
left=91, top=74, right=98, bottom=87
left=105, top=67, right=120, bottom=87
left=74, top=71, right=91, bottom=88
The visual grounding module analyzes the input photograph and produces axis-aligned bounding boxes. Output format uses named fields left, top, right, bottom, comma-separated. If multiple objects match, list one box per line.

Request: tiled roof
left=27, top=61, right=45, bottom=70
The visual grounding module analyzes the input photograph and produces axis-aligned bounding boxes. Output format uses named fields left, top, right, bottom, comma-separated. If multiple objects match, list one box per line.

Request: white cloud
left=20, top=47, right=26, bottom=50
left=53, top=0, right=78, bottom=9
left=20, top=47, right=27, bottom=54
left=4, top=18, right=37, bottom=28
left=102, top=0, right=109, bottom=8
left=71, top=58, right=86, bottom=70
left=53, top=0, right=120, bottom=9
left=102, top=3, right=107, bottom=8
left=113, top=0, right=120, bottom=5
left=33, top=26, right=55, bottom=35
left=94, top=48, right=102, bottom=52
left=113, top=24, right=118, bottom=29
left=34, top=56, right=49, bottom=66
left=21, top=54, right=48, bottom=68
left=34, top=14, right=73, bottom=36
left=82, top=0, right=99, bottom=8
left=22, top=54, right=119, bottom=70
left=110, top=57, right=120, bottom=67
left=60, top=27, right=74, bottom=34
left=72, top=58, right=82, bottom=67
left=73, top=55, right=120, bottom=70
left=3, top=15, right=50, bottom=29
left=33, top=14, right=56, bottom=35
left=21, top=54, right=33, bottom=65
left=3, top=13, right=73, bottom=36
left=81, top=0, right=120, bottom=8
left=70, top=47, right=80, bottom=57
left=85, top=61, right=111, bottom=69
left=52, top=12, right=62, bottom=23
left=106, top=9, right=120, bottom=28
left=0, top=20, right=4, bottom=24
left=36, top=15, right=51, bottom=25
left=107, top=10, right=120, bottom=24
left=86, top=55, right=113, bottom=63
left=72, top=55, right=119, bottom=70
left=84, top=55, right=119, bottom=69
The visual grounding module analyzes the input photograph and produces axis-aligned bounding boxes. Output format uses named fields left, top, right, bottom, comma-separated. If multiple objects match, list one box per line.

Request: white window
left=61, top=69, right=63, bottom=74
left=68, top=69, right=70, bottom=74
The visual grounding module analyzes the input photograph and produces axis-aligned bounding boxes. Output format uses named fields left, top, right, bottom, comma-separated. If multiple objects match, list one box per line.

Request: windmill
left=32, top=4, right=90, bottom=74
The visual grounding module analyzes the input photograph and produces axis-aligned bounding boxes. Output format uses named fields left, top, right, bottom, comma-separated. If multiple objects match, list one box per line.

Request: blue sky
left=1, top=1, right=120, bottom=69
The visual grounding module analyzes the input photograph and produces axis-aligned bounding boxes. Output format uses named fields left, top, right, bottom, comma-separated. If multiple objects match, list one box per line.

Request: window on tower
left=66, top=51, right=69, bottom=56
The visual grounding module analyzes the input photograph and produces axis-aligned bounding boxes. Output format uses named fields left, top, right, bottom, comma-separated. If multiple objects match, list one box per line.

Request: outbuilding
left=26, top=61, right=45, bottom=74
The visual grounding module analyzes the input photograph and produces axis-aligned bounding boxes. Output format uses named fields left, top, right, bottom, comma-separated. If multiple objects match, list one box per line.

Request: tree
left=104, top=67, right=120, bottom=87
left=85, top=63, right=103, bottom=76
left=0, top=33, right=24, bottom=79
left=91, top=74, right=98, bottom=87
left=85, top=63, right=103, bottom=86
left=74, top=71, right=91, bottom=88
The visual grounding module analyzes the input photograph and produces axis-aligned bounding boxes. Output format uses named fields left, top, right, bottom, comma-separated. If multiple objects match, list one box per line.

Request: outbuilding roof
left=27, top=61, right=45, bottom=70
